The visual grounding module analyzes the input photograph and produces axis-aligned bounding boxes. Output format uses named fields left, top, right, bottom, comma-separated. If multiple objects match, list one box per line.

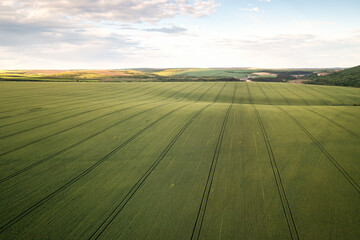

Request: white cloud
left=0, top=0, right=220, bottom=23
left=211, top=33, right=360, bottom=67
left=0, top=0, right=359, bottom=69
left=0, top=0, right=220, bottom=68
left=240, top=7, right=260, bottom=12
left=145, top=26, right=187, bottom=34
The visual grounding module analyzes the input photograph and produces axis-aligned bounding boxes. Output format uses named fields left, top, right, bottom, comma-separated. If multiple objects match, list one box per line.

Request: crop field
left=0, top=81, right=359, bottom=239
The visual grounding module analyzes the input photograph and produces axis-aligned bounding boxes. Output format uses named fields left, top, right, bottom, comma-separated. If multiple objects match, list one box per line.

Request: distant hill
left=306, top=65, right=360, bottom=87
left=0, top=68, right=343, bottom=83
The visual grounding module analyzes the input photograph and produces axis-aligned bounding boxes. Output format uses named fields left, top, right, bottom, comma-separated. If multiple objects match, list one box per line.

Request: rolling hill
left=306, top=65, right=360, bottom=87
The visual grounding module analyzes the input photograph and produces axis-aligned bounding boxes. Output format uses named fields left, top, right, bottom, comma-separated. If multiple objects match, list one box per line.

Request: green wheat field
left=0, top=81, right=359, bottom=239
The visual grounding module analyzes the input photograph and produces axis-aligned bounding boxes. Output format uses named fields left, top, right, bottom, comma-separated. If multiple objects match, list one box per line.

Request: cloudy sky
left=1, top=0, right=360, bottom=69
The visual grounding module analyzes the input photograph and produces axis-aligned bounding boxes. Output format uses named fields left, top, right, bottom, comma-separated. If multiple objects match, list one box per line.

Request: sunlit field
left=0, top=81, right=359, bottom=239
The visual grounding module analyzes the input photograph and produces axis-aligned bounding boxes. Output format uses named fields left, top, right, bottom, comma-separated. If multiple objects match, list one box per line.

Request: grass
left=0, top=81, right=359, bottom=239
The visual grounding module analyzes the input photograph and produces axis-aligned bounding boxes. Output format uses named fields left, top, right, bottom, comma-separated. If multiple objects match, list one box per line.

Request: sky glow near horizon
left=0, top=0, right=359, bottom=69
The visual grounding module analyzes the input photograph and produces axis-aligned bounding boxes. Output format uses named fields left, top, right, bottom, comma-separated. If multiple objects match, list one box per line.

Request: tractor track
left=0, top=82, right=151, bottom=110
left=266, top=85, right=360, bottom=139
left=282, top=84, right=310, bottom=106
left=0, top=83, right=188, bottom=157
left=303, top=85, right=346, bottom=105
left=0, top=83, right=217, bottom=234
left=278, top=107, right=360, bottom=195
left=0, top=103, right=190, bottom=234
left=282, top=84, right=360, bottom=120
left=296, top=85, right=330, bottom=106
left=289, top=84, right=360, bottom=119
left=0, top=82, right=168, bottom=120
left=0, top=83, right=169, bottom=128
left=0, top=86, right=107, bottom=107
left=0, top=83, right=181, bottom=137
left=305, top=109, right=360, bottom=140
left=256, top=83, right=272, bottom=105
left=0, top=84, right=160, bottom=129
left=89, top=104, right=211, bottom=240
left=247, top=83, right=300, bottom=240
left=190, top=83, right=237, bottom=240
left=257, top=83, right=360, bottom=195
left=328, top=107, right=360, bottom=119
left=88, top=83, right=226, bottom=239
left=0, top=84, right=137, bottom=114
left=267, top=84, right=291, bottom=105
left=0, top=83, right=206, bottom=183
